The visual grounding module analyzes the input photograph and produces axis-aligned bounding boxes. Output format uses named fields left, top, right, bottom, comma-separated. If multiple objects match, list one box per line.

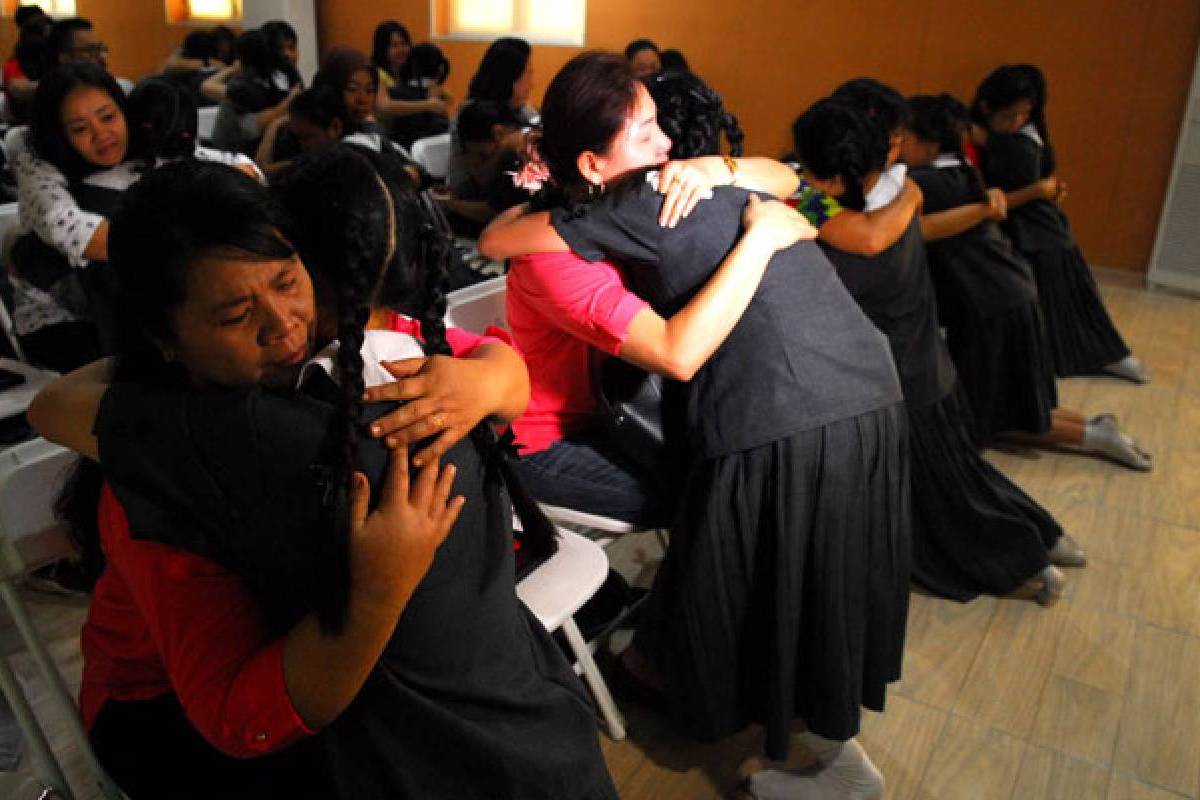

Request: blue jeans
left=514, top=428, right=678, bottom=528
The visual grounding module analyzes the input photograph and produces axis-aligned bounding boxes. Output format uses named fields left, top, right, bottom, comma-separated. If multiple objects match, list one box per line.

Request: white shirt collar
left=1019, top=123, right=1044, bottom=146
left=864, top=163, right=906, bottom=211
left=298, top=329, right=426, bottom=389
left=932, top=154, right=963, bottom=169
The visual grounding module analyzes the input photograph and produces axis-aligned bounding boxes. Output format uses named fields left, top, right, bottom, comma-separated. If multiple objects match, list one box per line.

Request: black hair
left=235, top=29, right=277, bottom=80
left=467, top=37, right=530, bottom=105
left=314, top=45, right=378, bottom=95
left=793, top=98, right=884, bottom=212
left=109, top=162, right=296, bottom=382
left=832, top=77, right=911, bottom=155
left=47, top=17, right=93, bottom=64
left=659, top=48, right=689, bottom=73
left=624, top=38, right=659, bottom=61
left=180, top=30, right=218, bottom=62
left=288, top=82, right=353, bottom=136
left=402, top=42, right=449, bottom=85
left=644, top=69, right=742, bottom=159
left=908, top=93, right=988, bottom=203
left=971, top=63, right=1055, bottom=174
left=537, top=51, right=638, bottom=200
left=15, top=5, right=45, bottom=28
left=261, top=19, right=298, bottom=50
left=15, top=19, right=51, bottom=80
left=456, top=98, right=523, bottom=145
left=274, top=144, right=557, bottom=573
left=126, top=77, right=198, bottom=163
left=30, top=62, right=128, bottom=181
left=371, top=20, right=411, bottom=76
left=212, top=25, right=237, bottom=65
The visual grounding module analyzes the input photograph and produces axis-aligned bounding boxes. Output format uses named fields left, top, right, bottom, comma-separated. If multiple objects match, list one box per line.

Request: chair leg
left=0, top=651, right=73, bottom=799
left=560, top=616, right=626, bottom=741
left=0, top=580, right=125, bottom=799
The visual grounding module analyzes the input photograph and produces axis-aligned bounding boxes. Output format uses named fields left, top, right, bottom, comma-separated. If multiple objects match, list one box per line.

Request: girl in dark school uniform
left=794, top=98, right=1085, bottom=611
left=971, top=63, right=1147, bottom=383
left=904, top=92, right=1152, bottom=471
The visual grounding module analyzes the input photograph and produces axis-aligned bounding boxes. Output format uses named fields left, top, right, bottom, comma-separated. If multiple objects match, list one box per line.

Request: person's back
left=552, top=177, right=901, bottom=458
left=910, top=162, right=1037, bottom=327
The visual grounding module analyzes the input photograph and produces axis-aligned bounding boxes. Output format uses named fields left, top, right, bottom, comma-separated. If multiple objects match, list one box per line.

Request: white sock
left=1083, top=415, right=1152, bottom=471
left=744, top=736, right=883, bottom=800
left=1104, top=355, right=1149, bottom=383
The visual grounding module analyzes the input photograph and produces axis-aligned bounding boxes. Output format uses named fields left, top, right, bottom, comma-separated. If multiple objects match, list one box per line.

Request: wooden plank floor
left=2, top=269, right=1198, bottom=799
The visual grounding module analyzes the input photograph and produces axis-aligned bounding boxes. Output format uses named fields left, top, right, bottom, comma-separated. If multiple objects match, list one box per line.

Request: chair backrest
left=197, top=105, right=219, bottom=143
left=3, top=126, right=27, bottom=164
left=410, top=132, right=452, bottom=180
left=445, top=275, right=506, bottom=334
left=0, top=438, right=78, bottom=576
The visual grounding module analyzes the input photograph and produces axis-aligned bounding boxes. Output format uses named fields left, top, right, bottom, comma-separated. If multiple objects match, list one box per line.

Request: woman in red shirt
left=32, top=150, right=616, bottom=799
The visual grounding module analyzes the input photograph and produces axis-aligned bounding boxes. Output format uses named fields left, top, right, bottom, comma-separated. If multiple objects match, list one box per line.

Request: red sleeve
left=387, top=311, right=513, bottom=356
left=2, top=59, right=24, bottom=88
left=98, top=487, right=315, bottom=758
left=509, top=251, right=648, bottom=356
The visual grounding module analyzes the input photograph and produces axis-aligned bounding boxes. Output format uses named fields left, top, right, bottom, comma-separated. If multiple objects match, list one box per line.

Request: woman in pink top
left=488, top=100, right=812, bottom=527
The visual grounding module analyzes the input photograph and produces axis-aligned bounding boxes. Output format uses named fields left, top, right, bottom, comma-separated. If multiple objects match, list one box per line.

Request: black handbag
left=594, top=356, right=672, bottom=476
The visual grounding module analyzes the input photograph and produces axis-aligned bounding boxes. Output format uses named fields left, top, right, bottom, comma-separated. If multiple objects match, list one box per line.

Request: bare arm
left=818, top=179, right=923, bottom=256
left=254, top=116, right=293, bottom=178
left=200, top=62, right=239, bottom=103
left=921, top=187, right=1007, bottom=242
left=375, top=83, right=446, bottom=121
left=83, top=220, right=110, bottom=262
left=27, top=357, right=111, bottom=460
left=7, top=75, right=36, bottom=104
left=1005, top=176, right=1064, bottom=210
left=479, top=207, right=567, bottom=260
left=620, top=196, right=815, bottom=381
left=683, top=155, right=801, bottom=199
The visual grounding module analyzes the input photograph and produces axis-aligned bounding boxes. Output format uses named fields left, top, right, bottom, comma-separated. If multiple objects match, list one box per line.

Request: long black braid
left=909, top=93, right=991, bottom=203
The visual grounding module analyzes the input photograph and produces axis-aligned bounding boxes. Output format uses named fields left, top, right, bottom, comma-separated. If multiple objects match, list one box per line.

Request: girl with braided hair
left=904, top=93, right=1151, bottom=471
left=970, top=64, right=1146, bottom=383
left=794, top=98, right=1078, bottom=614
left=29, top=154, right=616, bottom=799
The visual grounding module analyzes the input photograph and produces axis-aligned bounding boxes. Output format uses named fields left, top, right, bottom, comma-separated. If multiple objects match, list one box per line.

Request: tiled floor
left=2, top=268, right=1198, bottom=799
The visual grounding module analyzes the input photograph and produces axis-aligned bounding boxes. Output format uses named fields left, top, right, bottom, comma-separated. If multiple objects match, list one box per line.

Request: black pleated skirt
left=633, top=403, right=911, bottom=761
left=908, top=386, right=1061, bottom=603
left=946, top=300, right=1058, bottom=443
left=1026, top=245, right=1131, bottom=377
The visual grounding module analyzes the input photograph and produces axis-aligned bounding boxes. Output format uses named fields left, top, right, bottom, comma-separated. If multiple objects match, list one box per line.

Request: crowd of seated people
left=0, top=11, right=1161, bottom=800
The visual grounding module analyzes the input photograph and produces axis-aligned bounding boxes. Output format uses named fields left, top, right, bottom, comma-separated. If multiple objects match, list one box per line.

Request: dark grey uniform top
left=95, top=382, right=618, bottom=800
left=980, top=131, right=1073, bottom=252
left=910, top=163, right=1038, bottom=325
left=819, top=218, right=958, bottom=410
left=550, top=178, right=901, bottom=459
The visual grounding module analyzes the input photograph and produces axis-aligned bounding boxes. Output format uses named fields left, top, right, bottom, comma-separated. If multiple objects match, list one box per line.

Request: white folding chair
left=0, top=438, right=123, bottom=799
left=197, top=106, right=218, bottom=144
left=445, top=276, right=507, bottom=334
left=3, top=127, right=27, bottom=165
left=516, top=527, right=626, bottom=740
left=0, top=203, right=27, bottom=362
left=410, top=132, right=452, bottom=180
